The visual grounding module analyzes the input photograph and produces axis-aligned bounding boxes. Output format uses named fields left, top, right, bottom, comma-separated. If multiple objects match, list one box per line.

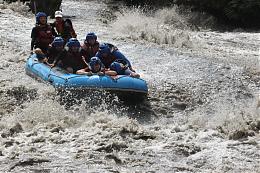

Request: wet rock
left=175, top=143, right=201, bottom=157
left=9, top=123, right=23, bottom=135
left=173, top=102, right=188, bottom=110
left=133, top=132, right=156, bottom=140
left=95, top=142, right=128, bottom=153
left=9, top=157, right=50, bottom=171
left=228, top=130, right=250, bottom=140
left=119, top=127, right=155, bottom=140
left=249, top=120, right=260, bottom=131
left=3, top=139, right=19, bottom=147
left=50, top=125, right=64, bottom=133
left=26, top=131, right=37, bottom=137
left=105, top=154, right=123, bottom=164
left=28, top=147, right=37, bottom=153
left=74, top=149, right=87, bottom=159
left=156, top=107, right=168, bottom=115
left=107, top=170, right=120, bottom=173
left=32, top=136, right=46, bottom=143
left=1, top=123, right=23, bottom=138
left=216, top=126, right=226, bottom=134
left=256, top=120, right=260, bottom=130
left=172, top=126, right=181, bottom=132
left=49, top=133, right=67, bottom=144
left=153, top=126, right=161, bottom=131
left=197, top=98, right=204, bottom=105
left=1, top=131, right=9, bottom=138
left=8, top=58, right=15, bottom=62
left=247, top=130, right=255, bottom=137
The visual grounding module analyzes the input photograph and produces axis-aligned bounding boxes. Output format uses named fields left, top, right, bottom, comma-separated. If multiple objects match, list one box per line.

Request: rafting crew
left=81, top=32, right=100, bottom=63
left=95, top=43, right=132, bottom=70
left=31, top=12, right=56, bottom=54
left=95, top=43, right=140, bottom=77
left=51, top=38, right=88, bottom=74
left=31, top=11, right=140, bottom=78
left=109, top=61, right=140, bottom=78
left=46, top=37, right=65, bottom=65
left=51, top=11, right=77, bottom=43
left=76, top=57, right=117, bottom=76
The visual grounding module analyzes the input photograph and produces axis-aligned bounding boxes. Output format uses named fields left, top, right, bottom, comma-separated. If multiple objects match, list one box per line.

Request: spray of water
left=0, top=1, right=30, bottom=15
left=111, top=6, right=260, bottom=74
left=112, top=7, right=192, bottom=48
left=0, top=1, right=259, bottom=172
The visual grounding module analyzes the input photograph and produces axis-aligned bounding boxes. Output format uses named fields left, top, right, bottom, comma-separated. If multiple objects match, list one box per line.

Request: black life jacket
left=35, top=24, right=54, bottom=46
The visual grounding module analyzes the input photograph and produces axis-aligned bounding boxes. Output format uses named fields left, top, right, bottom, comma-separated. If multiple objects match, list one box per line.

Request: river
left=0, top=0, right=259, bottom=172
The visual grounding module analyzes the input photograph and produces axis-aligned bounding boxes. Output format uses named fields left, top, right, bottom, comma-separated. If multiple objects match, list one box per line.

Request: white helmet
left=55, top=11, right=63, bottom=18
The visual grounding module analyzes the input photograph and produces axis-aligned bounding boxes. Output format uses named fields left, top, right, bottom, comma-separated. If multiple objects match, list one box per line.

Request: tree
left=30, top=0, right=62, bottom=18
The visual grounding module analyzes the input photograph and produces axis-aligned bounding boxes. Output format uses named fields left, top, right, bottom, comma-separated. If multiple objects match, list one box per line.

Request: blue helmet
left=99, top=43, right=111, bottom=54
left=85, top=32, right=97, bottom=41
left=67, top=38, right=80, bottom=48
left=52, top=37, right=64, bottom=47
left=110, top=62, right=124, bottom=75
left=90, top=57, right=101, bottom=66
left=90, top=57, right=102, bottom=71
left=36, top=12, right=47, bottom=24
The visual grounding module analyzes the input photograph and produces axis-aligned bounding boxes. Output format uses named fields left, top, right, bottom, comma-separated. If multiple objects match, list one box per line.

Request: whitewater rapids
left=0, top=0, right=259, bottom=172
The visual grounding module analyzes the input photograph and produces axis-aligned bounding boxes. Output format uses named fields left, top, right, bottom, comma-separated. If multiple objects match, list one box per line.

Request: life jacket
left=81, top=41, right=99, bottom=63
left=53, top=19, right=77, bottom=42
left=55, top=21, right=64, bottom=35
left=46, top=46, right=63, bottom=64
left=107, top=43, right=118, bottom=52
left=61, top=48, right=86, bottom=72
left=96, top=43, right=120, bottom=68
left=99, top=54, right=117, bottom=69
left=35, top=24, right=54, bottom=47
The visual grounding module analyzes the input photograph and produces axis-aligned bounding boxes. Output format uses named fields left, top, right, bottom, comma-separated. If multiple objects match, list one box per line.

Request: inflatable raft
left=25, top=54, right=148, bottom=101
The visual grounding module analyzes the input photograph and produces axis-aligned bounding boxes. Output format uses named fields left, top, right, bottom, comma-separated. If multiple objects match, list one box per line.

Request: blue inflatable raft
left=25, top=54, right=148, bottom=101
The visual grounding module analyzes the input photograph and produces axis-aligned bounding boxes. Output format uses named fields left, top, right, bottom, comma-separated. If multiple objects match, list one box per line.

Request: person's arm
left=95, top=52, right=101, bottom=58
left=53, top=50, right=65, bottom=66
left=70, top=28, right=77, bottom=38
left=80, top=48, right=89, bottom=67
left=46, top=47, right=51, bottom=58
left=104, top=69, right=117, bottom=76
left=81, top=56, right=89, bottom=67
left=50, top=23, right=58, bottom=37
left=113, top=51, right=132, bottom=68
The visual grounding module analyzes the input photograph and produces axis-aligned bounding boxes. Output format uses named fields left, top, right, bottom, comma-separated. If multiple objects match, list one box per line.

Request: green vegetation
left=114, top=0, right=260, bottom=28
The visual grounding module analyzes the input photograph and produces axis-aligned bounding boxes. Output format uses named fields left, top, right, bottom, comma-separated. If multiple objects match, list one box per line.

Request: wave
left=111, top=7, right=193, bottom=47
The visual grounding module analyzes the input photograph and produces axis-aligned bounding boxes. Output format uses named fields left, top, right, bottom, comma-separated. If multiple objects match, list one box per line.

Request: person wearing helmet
left=46, top=37, right=64, bottom=65
left=77, top=57, right=117, bottom=76
left=31, top=12, right=56, bottom=54
left=95, top=43, right=136, bottom=72
left=81, top=32, right=100, bottom=63
left=51, top=11, right=77, bottom=43
left=110, top=61, right=140, bottom=78
left=53, top=38, right=87, bottom=73
left=34, top=48, right=49, bottom=63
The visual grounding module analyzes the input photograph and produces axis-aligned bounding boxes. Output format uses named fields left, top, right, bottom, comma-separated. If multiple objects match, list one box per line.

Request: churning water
left=0, top=0, right=259, bottom=172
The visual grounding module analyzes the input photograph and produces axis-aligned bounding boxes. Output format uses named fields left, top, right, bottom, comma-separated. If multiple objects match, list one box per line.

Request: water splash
left=0, top=1, right=30, bottom=16
left=112, top=7, right=192, bottom=47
